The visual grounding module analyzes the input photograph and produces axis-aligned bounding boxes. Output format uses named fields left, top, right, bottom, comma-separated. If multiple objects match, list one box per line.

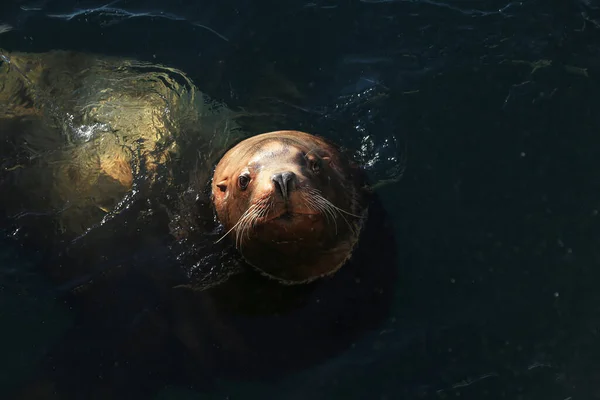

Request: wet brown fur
left=211, top=130, right=369, bottom=284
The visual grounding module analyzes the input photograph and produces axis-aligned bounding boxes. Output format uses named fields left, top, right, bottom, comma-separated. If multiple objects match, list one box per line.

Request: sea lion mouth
left=260, top=210, right=319, bottom=224
left=274, top=211, right=293, bottom=221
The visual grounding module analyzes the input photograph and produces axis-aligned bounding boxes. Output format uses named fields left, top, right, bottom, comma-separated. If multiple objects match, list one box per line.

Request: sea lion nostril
left=271, top=171, right=295, bottom=200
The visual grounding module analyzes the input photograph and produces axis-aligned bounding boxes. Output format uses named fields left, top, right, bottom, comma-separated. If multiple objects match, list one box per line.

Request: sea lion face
left=212, top=130, right=367, bottom=284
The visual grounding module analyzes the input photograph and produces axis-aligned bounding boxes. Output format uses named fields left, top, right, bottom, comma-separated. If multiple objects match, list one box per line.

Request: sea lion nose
left=271, top=171, right=296, bottom=200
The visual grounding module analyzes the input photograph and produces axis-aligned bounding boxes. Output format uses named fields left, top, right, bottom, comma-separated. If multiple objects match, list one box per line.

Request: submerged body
left=0, top=49, right=398, bottom=399
left=0, top=49, right=241, bottom=238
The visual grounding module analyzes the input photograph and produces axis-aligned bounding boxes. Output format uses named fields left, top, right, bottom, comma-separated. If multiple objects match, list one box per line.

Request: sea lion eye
left=238, top=174, right=250, bottom=190
left=309, top=158, right=321, bottom=174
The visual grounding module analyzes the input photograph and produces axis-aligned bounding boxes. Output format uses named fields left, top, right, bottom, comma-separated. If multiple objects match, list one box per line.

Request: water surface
left=2, top=0, right=600, bottom=398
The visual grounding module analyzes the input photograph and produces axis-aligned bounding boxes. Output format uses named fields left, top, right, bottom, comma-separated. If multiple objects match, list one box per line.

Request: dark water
left=2, top=0, right=600, bottom=398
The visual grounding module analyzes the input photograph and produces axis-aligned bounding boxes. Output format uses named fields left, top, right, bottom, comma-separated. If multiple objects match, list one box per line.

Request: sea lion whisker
left=314, top=196, right=339, bottom=234
left=215, top=215, right=245, bottom=244
left=233, top=214, right=249, bottom=248
left=300, top=191, right=316, bottom=210
left=306, top=189, right=341, bottom=231
left=306, top=187, right=363, bottom=219
left=301, top=192, right=326, bottom=224
left=322, top=203, right=338, bottom=235
left=236, top=214, right=252, bottom=249
left=243, top=207, right=261, bottom=241
left=256, top=199, right=272, bottom=226
left=244, top=200, right=271, bottom=242
left=328, top=202, right=363, bottom=218
left=255, top=197, right=272, bottom=225
left=302, top=193, right=320, bottom=216
left=237, top=197, right=270, bottom=248
left=250, top=198, right=271, bottom=227
left=235, top=209, right=256, bottom=249
left=324, top=197, right=358, bottom=236
left=244, top=203, right=268, bottom=242
left=337, top=208, right=356, bottom=236
left=311, top=192, right=355, bottom=235
left=305, top=192, right=338, bottom=234
left=215, top=202, right=259, bottom=244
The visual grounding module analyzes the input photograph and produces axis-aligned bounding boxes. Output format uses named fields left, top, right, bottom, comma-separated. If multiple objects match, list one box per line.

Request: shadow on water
left=2, top=0, right=600, bottom=398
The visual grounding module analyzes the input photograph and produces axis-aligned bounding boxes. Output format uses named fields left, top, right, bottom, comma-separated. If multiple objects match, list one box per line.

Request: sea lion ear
left=216, top=179, right=228, bottom=192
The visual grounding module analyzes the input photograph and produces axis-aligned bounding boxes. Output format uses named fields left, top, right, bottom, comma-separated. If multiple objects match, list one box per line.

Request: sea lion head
left=211, top=130, right=368, bottom=284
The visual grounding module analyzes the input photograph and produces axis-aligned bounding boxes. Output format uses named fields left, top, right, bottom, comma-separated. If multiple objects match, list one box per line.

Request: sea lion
left=0, top=49, right=398, bottom=399
left=211, top=130, right=368, bottom=284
